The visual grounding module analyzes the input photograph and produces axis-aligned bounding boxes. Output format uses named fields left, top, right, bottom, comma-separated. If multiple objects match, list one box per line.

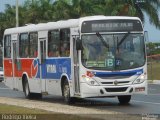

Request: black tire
left=24, top=78, right=31, bottom=99
left=118, top=95, right=131, bottom=105
left=23, top=77, right=42, bottom=99
left=31, top=93, right=42, bottom=99
left=62, top=80, right=75, bottom=104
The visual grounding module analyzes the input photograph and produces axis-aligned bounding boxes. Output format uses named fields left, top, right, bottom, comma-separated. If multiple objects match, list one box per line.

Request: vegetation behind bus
left=0, top=0, right=160, bottom=45
left=147, top=42, right=160, bottom=80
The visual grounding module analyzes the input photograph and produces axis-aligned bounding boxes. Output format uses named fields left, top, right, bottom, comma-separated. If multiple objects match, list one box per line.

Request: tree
left=98, top=0, right=160, bottom=28
left=147, top=42, right=160, bottom=55
left=23, top=0, right=55, bottom=23
left=0, top=4, right=16, bottom=44
left=53, top=0, right=101, bottom=20
left=0, top=0, right=160, bottom=45
left=0, top=12, right=6, bottom=43
left=52, top=0, right=160, bottom=28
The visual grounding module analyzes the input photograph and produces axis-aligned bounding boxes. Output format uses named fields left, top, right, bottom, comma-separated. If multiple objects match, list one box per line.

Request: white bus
left=3, top=16, right=147, bottom=104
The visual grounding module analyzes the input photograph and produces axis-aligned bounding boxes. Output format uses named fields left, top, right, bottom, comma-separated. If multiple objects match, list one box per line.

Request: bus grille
left=105, top=87, right=128, bottom=92
left=99, top=76, right=130, bottom=79
left=101, top=81, right=130, bottom=85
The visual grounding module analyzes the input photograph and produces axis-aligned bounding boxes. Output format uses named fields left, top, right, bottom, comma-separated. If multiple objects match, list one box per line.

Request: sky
left=0, top=0, right=160, bottom=42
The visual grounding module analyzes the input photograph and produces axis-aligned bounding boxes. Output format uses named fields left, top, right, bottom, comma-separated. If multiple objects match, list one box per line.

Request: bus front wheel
left=63, top=80, right=75, bottom=104
left=118, top=95, right=131, bottom=104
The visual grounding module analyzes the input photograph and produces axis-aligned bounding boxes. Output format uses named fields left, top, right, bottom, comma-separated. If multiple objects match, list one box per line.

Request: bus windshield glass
left=81, top=33, right=145, bottom=70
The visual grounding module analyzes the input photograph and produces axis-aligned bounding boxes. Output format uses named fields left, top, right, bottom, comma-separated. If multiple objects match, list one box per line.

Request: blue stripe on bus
left=36, top=58, right=143, bottom=79
left=94, top=69, right=143, bottom=77
left=36, top=58, right=71, bottom=80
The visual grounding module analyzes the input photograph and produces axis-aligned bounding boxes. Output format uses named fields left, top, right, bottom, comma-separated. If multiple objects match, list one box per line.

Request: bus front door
left=39, top=38, right=47, bottom=93
left=73, top=37, right=80, bottom=94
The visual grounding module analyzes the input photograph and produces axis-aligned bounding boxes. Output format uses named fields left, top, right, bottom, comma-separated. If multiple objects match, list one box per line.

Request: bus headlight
left=84, top=76, right=99, bottom=86
left=133, top=74, right=146, bottom=84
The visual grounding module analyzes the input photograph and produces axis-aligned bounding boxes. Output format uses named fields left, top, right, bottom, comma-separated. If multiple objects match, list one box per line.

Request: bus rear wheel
left=24, top=78, right=31, bottom=99
left=63, top=80, right=75, bottom=104
left=118, top=95, right=131, bottom=105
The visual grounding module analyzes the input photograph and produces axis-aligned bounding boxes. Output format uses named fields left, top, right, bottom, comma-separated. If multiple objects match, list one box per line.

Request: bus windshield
left=81, top=33, right=145, bottom=70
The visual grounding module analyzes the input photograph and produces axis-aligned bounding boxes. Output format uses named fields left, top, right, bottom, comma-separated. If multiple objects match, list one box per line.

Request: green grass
left=0, top=103, right=48, bottom=114
left=0, top=104, right=99, bottom=120
left=0, top=103, right=141, bottom=120
left=147, top=61, right=160, bottom=80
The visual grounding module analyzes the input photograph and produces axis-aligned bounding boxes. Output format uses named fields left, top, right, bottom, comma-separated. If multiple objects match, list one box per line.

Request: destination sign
left=81, top=20, right=143, bottom=33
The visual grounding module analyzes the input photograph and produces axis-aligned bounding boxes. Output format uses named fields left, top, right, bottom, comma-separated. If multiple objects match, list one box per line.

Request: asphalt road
left=85, top=84, right=160, bottom=114
left=0, top=82, right=160, bottom=114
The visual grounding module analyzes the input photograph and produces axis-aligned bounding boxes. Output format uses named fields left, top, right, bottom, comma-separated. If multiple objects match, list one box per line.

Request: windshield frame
left=80, top=32, right=146, bottom=71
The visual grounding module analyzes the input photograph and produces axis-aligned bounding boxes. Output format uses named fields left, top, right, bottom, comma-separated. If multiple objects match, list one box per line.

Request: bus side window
left=48, top=30, right=60, bottom=57
left=29, top=32, right=38, bottom=58
left=19, top=33, right=29, bottom=58
left=60, top=28, right=70, bottom=57
left=4, top=35, right=11, bottom=58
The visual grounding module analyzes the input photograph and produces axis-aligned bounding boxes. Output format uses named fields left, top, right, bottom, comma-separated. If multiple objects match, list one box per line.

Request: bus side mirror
left=76, top=38, right=82, bottom=50
left=144, top=31, right=149, bottom=42
left=144, top=31, right=149, bottom=55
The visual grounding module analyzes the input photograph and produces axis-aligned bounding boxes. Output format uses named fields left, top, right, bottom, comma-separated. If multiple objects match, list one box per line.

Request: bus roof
left=4, top=15, right=142, bottom=35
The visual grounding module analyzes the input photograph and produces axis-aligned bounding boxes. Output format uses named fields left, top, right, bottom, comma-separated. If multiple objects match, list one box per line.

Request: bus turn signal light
left=86, top=71, right=94, bottom=78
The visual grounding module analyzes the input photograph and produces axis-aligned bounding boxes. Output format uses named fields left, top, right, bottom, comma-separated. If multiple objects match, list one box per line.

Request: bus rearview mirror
left=144, top=31, right=149, bottom=42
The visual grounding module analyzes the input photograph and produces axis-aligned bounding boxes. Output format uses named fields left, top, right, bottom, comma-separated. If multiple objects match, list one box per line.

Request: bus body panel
left=4, top=59, right=13, bottom=77
left=3, top=16, right=147, bottom=101
left=4, top=57, right=72, bottom=95
left=80, top=80, right=147, bottom=98
left=79, top=63, right=147, bottom=98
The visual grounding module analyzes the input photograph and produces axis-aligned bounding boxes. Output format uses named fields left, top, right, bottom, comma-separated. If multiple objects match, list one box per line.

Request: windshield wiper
left=96, top=32, right=109, bottom=49
left=117, top=32, right=130, bottom=47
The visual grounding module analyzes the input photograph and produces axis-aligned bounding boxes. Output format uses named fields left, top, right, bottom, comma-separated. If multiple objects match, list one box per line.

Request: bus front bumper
left=80, top=81, right=147, bottom=98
